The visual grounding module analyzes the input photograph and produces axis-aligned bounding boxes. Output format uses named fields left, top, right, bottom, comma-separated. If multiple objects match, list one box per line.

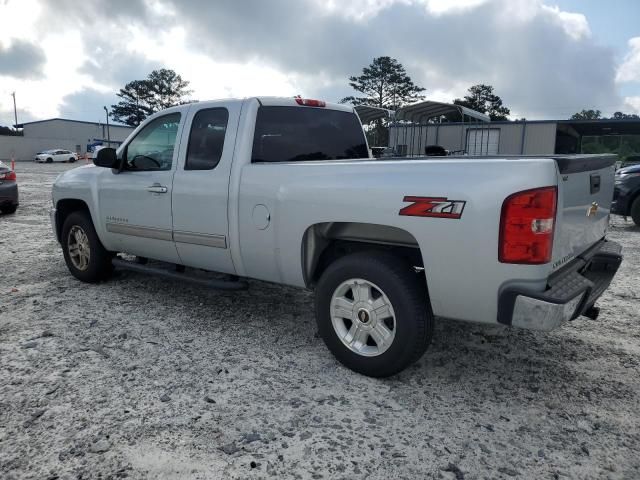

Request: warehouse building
left=0, top=118, right=134, bottom=161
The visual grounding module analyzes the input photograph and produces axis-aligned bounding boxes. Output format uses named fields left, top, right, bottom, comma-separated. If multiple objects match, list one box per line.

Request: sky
left=0, top=0, right=639, bottom=126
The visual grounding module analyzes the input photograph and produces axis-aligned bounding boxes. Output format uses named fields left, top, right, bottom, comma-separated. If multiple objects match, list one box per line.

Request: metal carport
left=394, top=101, right=490, bottom=156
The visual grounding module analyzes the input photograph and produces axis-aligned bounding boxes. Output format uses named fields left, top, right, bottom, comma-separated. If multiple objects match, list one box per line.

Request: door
left=171, top=103, right=240, bottom=274
left=466, top=128, right=499, bottom=155
left=97, top=111, right=184, bottom=263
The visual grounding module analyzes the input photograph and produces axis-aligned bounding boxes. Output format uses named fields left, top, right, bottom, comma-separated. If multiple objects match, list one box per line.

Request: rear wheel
left=631, top=197, right=640, bottom=226
left=61, top=211, right=113, bottom=282
left=315, top=251, right=433, bottom=377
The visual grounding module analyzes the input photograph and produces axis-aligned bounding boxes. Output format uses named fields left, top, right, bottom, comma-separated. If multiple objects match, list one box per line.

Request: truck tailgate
left=551, top=155, right=617, bottom=270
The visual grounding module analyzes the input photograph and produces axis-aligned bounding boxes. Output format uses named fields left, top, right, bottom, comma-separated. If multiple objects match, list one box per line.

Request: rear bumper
left=498, top=240, right=622, bottom=331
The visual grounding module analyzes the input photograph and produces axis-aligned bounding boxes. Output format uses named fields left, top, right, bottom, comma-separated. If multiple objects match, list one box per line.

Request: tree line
left=570, top=109, right=639, bottom=120
left=341, top=56, right=511, bottom=121
left=342, top=56, right=639, bottom=122
left=110, top=60, right=513, bottom=127
left=3, top=58, right=637, bottom=135
left=111, top=59, right=638, bottom=129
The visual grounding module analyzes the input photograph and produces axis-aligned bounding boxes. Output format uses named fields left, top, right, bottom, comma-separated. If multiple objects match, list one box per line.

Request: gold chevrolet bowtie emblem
left=587, top=202, right=598, bottom=217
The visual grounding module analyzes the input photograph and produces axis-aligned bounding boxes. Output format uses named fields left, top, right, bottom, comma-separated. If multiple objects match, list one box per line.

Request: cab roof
left=256, top=96, right=354, bottom=113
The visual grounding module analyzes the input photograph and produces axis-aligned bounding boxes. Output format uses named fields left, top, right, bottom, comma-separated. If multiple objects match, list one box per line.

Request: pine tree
left=110, top=69, right=193, bottom=126
left=453, top=84, right=510, bottom=121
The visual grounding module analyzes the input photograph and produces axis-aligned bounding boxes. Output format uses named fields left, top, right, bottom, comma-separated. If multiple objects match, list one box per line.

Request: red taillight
left=294, top=98, right=326, bottom=107
left=0, top=171, right=16, bottom=181
left=499, top=186, right=557, bottom=264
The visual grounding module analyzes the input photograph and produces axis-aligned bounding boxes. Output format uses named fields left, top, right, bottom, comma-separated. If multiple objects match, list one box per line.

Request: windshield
left=619, top=164, right=640, bottom=174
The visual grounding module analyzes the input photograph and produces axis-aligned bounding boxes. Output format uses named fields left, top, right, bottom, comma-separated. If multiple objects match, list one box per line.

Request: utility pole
left=11, top=92, right=18, bottom=130
left=103, top=106, right=111, bottom=147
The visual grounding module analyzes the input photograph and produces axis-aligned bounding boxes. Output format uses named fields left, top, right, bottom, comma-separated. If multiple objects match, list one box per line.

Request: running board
left=112, top=257, right=248, bottom=291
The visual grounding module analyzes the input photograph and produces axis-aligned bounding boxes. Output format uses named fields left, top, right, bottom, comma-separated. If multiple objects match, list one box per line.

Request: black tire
left=315, top=251, right=433, bottom=377
left=46, top=158, right=53, bottom=163
left=0, top=204, right=17, bottom=214
left=631, top=196, right=640, bottom=226
left=61, top=211, right=113, bottom=282
left=69, top=157, right=76, bottom=163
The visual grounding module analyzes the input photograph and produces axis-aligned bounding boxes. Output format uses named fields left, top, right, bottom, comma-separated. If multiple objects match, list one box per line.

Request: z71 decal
left=399, top=196, right=466, bottom=219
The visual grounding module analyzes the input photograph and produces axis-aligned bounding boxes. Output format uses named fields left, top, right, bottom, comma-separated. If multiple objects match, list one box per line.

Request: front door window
left=124, top=113, right=181, bottom=171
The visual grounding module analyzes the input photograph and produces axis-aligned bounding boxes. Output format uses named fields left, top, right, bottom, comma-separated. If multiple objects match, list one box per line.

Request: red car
left=0, top=161, right=18, bottom=214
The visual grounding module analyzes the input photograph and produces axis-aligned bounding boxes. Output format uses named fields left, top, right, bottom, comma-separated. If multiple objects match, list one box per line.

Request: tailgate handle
left=590, top=174, right=600, bottom=194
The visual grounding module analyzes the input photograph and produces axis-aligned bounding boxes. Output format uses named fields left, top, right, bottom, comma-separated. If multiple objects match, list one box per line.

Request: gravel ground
left=1, top=161, right=639, bottom=480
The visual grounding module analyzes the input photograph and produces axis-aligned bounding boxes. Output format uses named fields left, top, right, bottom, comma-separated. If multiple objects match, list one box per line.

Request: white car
left=35, top=149, right=78, bottom=163
left=91, top=145, right=107, bottom=159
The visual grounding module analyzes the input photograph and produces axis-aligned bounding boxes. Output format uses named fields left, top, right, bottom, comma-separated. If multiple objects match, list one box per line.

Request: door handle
left=146, top=184, right=168, bottom=194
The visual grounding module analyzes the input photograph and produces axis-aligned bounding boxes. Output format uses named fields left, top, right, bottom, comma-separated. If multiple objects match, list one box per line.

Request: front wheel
left=69, top=157, right=76, bottom=163
left=61, top=211, right=113, bottom=282
left=315, top=251, right=433, bottom=377
left=46, top=158, right=53, bottom=163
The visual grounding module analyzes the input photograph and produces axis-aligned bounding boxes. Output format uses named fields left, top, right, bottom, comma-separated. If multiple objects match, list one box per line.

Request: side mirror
left=93, top=148, right=120, bottom=168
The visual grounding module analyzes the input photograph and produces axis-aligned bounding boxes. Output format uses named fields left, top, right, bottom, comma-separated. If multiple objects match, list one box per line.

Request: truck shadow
left=110, top=268, right=632, bottom=408
left=609, top=217, right=640, bottom=233
left=390, top=315, right=635, bottom=407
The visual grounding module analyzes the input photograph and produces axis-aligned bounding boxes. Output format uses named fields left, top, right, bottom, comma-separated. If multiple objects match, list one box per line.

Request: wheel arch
left=301, top=221, right=425, bottom=288
left=628, top=187, right=640, bottom=216
left=54, top=198, right=92, bottom=242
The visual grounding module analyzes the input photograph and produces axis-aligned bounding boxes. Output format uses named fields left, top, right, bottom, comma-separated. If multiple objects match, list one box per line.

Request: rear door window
left=251, top=106, right=368, bottom=163
left=185, top=108, right=229, bottom=170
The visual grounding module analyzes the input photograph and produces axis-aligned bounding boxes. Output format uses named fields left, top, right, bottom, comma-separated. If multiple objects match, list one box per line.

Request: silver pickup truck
left=51, top=97, right=622, bottom=377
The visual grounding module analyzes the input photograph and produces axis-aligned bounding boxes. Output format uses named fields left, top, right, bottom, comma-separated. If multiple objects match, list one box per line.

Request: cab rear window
left=251, top=106, right=368, bottom=163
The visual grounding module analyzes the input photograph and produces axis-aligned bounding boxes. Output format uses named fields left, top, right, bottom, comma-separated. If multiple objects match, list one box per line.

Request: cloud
left=616, top=37, right=640, bottom=84
left=36, top=0, right=165, bottom=88
left=321, top=0, right=403, bottom=21
left=157, top=0, right=619, bottom=119
left=623, top=96, right=640, bottom=114
left=37, top=0, right=152, bottom=26
left=423, top=0, right=489, bottom=16
left=0, top=106, right=38, bottom=127
left=540, top=5, right=590, bottom=41
left=0, top=39, right=46, bottom=79
left=0, top=0, right=632, bottom=121
left=59, top=89, right=121, bottom=123
left=79, top=40, right=163, bottom=88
